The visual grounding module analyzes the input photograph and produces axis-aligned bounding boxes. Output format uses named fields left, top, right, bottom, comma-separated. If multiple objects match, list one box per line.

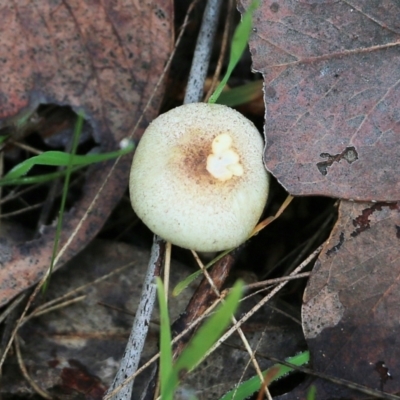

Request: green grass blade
left=2, top=142, right=134, bottom=183
left=41, top=113, right=83, bottom=291
left=156, top=278, right=175, bottom=400
left=208, top=1, right=259, bottom=104
left=172, top=248, right=233, bottom=297
left=216, top=80, right=263, bottom=107
left=173, top=280, right=244, bottom=375
left=0, top=167, right=84, bottom=187
left=163, top=281, right=244, bottom=398
left=0, top=135, right=9, bottom=145
left=307, top=385, right=317, bottom=400
left=219, top=351, right=310, bottom=400
left=44, top=112, right=85, bottom=291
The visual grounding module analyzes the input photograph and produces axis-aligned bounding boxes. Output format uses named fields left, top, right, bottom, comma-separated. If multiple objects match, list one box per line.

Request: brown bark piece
left=0, top=0, right=173, bottom=306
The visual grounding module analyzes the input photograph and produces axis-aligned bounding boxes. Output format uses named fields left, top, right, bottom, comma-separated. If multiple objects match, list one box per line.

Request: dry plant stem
left=184, top=0, right=223, bottom=103
left=252, top=195, right=294, bottom=236
left=0, top=293, right=25, bottom=325
left=204, top=0, right=234, bottom=102
left=14, top=334, right=52, bottom=399
left=163, top=242, right=172, bottom=303
left=171, top=252, right=234, bottom=359
left=241, top=247, right=321, bottom=306
left=246, top=271, right=312, bottom=290
left=195, top=247, right=320, bottom=369
left=106, top=236, right=165, bottom=400
left=0, top=259, right=54, bottom=369
left=261, top=354, right=400, bottom=400
left=257, top=366, right=282, bottom=400
left=9, top=140, right=43, bottom=155
left=20, top=262, right=135, bottom=328
left=25, top=295, right=86, bottom=320
left=282, top=211, right=334, bottom=277
left=0, top=202, right=43, bottom=218
left=191, top=253, right=268, bottom=396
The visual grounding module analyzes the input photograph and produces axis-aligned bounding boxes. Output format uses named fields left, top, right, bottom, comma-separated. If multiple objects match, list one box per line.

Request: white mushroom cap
left=129, top=103, right=269, bottom=252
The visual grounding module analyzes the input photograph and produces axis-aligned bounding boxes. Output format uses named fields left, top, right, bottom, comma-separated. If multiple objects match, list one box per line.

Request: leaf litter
left=0, top=0, right=173, bottom=306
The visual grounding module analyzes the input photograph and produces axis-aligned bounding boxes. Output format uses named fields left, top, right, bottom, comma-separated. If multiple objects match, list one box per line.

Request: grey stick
left=184, top=0, right=223, bottom=103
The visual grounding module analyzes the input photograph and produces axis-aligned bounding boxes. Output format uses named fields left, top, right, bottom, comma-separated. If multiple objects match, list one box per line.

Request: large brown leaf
left=300, top=201, right=400, bottom=398
left=242, top=1, right=400, bottom=397
left=0, top=1, right=173, bottom=306
left=247, top=0, right=400, bottom=201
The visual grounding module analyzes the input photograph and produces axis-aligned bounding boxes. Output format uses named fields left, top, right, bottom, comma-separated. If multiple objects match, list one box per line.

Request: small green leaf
left=172, top=248, right=232, bottom=297
left=219, top=351, right=310, bottom=400
left=216, top=80, right=263, bottom=107
left=0, top=141, right=134, bottom=186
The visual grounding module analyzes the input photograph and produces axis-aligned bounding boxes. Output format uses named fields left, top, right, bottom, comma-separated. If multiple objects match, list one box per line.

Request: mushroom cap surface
left=129, top=103, right=269, bottom=252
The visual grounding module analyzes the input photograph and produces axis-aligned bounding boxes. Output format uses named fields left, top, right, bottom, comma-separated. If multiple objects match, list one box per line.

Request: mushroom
left=129, top=102, right=269, bottom=252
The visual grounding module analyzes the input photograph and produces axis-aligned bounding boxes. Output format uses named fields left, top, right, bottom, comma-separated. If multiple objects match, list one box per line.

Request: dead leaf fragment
left=0, top=0, right=173, bottom=306
left=300, top=201, right=400, bottom=398
left=247, top=0, right=400, bottom=201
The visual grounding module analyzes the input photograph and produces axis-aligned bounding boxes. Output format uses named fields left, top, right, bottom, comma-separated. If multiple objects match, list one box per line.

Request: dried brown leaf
left=0, top=0, right=173, bottom=306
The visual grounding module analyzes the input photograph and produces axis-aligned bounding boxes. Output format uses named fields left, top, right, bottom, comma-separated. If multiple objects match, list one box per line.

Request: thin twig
left=25, top=261, right=135, bottom=322
left=184, top=0, right=223, bottom=103
left=15, top=334, right=52, bottom=399
left=106, top=236, right=165, bottom=400
left=196, top=248, right=321, bottom=367
left=259, top=353, right=400, bottom=400
left=163, top=242, right=172, bottom=303
left=204, top=0, right=234, bottom=102
left=0, top=293, right=25, bottom=325
left=190, top=251, right=265, bottom=385
left=245, top=271, right=311, bottom=290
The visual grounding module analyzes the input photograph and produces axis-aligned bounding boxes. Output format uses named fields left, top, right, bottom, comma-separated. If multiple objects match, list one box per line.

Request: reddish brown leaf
left=0, top=1, right=173, bottom=306
left=247, top=0, right=400, bottom=201
left=299, top=201, right=400, bottom=398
